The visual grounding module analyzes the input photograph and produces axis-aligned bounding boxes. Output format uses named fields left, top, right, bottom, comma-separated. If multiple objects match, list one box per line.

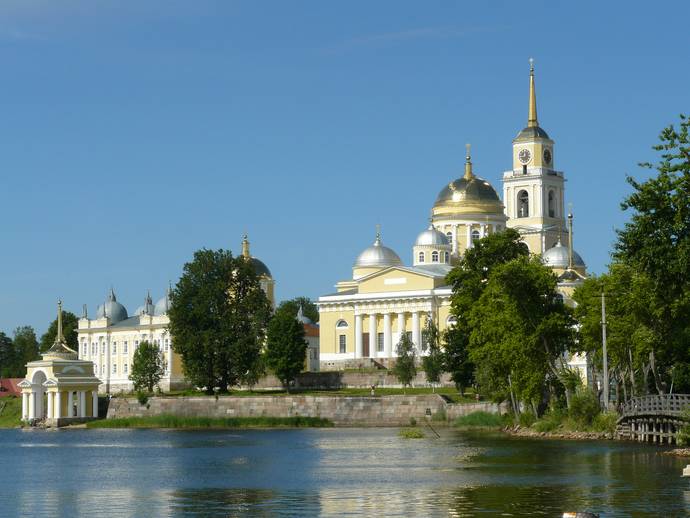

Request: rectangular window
left=165, top=339, right=169, bottom=351
left=377, top=332, right=384, bottom=352
left=135, top=340, right=139, bottom=349
left=112, top=364, right=117, bottom=374
left=338, top=335, right=346, bottom=354
left=124, top=341, right=128, bottom=354
left=101, top=343, right=105, bottom=354
left=124, top=364, right=128, bottom=374
left=112, top=343, right=117, bottom=355
left=91, top=343, right=95, bottom=355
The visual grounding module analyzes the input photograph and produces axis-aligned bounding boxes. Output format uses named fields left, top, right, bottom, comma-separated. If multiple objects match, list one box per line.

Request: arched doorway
left=31, top=370, right=47, bottom=420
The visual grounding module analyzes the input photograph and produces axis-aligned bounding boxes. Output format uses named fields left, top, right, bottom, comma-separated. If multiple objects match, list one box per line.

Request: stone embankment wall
left=107, top=395, right=502, bottom=426
left=251, top=371, right=455, bottom=390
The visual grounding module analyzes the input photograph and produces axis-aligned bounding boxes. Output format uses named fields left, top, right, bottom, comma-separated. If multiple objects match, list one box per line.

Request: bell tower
left=503, top=59, right=567, bottom=254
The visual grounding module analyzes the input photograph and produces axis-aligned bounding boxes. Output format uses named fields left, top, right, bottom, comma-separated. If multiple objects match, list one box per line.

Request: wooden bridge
left=616, top=394, right=690, bottom=445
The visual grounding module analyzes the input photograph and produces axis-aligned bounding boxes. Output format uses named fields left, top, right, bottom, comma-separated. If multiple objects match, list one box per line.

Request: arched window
left=431, top=251, right=439, bottom=262
left=418, top=251, right=425, bottom=263
left=548, top=190, right=555, bottom=218
left=446, top=316, right=458, bottom=327
left=445, top=232, right=453, bottom=243
left=517, top=190, right=529, bottom=218
left=336, top=320, right=349, bottom=328
left=471, top=229, right=480, bottom=241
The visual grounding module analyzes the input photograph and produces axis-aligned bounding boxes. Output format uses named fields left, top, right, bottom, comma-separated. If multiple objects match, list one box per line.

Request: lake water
left=0, top=427, right=687, bottom=517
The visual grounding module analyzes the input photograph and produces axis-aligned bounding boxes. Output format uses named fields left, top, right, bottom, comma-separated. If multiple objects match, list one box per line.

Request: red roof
left=0, top=378, right=22, bottom=397
left=303, top=323, right=320, bottom=338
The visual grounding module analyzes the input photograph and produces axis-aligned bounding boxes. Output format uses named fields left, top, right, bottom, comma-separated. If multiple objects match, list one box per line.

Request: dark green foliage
left=611, top=114, right=690, bottom=393
left=393, top=332, right=416, bottom=390
left=136, top=391, right=149, bottom=406
left=443, top=327, right=473, bottom=396
left=86, top=415, right=333, bottom=429
left=265, top=309, right=308, bottom=390
left=421, top=315, right=444, bottom=387
left=0, top=332, right=16, bottom=378
left=13, top=327, right=39, bottom=370
left=399, top=428, right=425, bottom=438
left=568, top=389, right=601, bottom=426
left=277, top=297, right=319, bottom=323
left=40, top=311, right=78, bottom=352
left=130, top=341, right=165, bottom=393
left=453, top=411, right=506, bottom=428
left=168, top=249, right=272, bottom=394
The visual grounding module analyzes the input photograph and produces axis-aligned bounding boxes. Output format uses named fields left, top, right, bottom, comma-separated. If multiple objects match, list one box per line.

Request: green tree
left=443, top=327, right=474, bottom=396
left=393, top=332, right=417, bottom=392
left=12, top=326, right=39, bottom=376
left=0, top=332, right=16, bottom=378
left=421, top=315, right=444, bottom=391
left=168, top=249, right=272, bottom=394
left=129, top=340, right=165, bottom=393
left=467, top=256, right=576, bottom=414
left=613, top=114, right=690, bottom=391
left=40, top=311, right=79, bottom=353
left=265, top=307, right=308, bottom=391
left=277, top=297, right=319, bottom=323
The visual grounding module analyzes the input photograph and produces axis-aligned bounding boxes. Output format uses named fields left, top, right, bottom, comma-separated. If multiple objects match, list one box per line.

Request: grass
left=0, top=397, right=22, bottom=428
left=399, top=427, right=425, bottom=439
left=162, top=386, right=475, bottom=403
left=86, top=415, right=334, bottom=429
left=454, top=411, right=507, bottom=429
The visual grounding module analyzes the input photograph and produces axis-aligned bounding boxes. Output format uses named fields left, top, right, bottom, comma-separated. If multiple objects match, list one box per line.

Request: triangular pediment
left=357, top=266, right=441, bottom=294
left=17, top=379, right=31, bottom=388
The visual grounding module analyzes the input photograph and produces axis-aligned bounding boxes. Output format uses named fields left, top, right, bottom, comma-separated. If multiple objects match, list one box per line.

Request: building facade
left=77, top=235, right=276, bottom=393
left=318, top=62, right=588, bottom=369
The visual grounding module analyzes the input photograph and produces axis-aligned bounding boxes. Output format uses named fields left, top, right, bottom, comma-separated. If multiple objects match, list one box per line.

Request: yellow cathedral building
left=317, top=61, right=588, bottom=371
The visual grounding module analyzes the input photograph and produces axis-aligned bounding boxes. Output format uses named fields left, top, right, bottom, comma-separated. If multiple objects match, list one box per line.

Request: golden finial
left=464, top=143, right=474, bottom=180
left=241, top=233, right=250, bottom=259
left=528, top=58, right=538, bottom=128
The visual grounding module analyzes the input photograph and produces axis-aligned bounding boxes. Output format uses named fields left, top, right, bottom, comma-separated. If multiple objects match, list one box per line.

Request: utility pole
left=601, top=291, right=609, bottom=411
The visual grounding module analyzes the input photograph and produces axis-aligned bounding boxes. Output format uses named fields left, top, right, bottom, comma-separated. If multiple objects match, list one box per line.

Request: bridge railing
left=620, top=394, right=690, bottom=418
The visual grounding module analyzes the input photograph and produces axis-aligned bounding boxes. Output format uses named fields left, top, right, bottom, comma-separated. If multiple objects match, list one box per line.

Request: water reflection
left=1, top=428, right=689, bottom=517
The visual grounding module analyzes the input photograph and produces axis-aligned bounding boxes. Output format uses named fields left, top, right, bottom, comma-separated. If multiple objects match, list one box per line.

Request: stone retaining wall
left=251, top=371, right=455, bottom=390
left=107, top=395, right=503, bottom=426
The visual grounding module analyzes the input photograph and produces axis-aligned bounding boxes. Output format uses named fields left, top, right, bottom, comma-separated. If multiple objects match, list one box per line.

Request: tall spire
left=242, top=234, right=251, bottom=259
left=528, top=58, right=538, bottom=128
left=567, top=207, right=574, bottom=270
left=464, top=143, right=474, bottom=180
left=56, top=299, right=65, bottom=343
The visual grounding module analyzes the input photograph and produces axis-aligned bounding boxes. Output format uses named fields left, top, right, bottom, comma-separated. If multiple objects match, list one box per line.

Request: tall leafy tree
left=445, top=229, right=529, bottom=394
left=168, top=249, right=272, bottom=394
left=40, top=311, right=79, bottom=353
left=421, top=315, right=444, bottom=391
left=393, top=333, right=417, bottom=392
left=277, top=297, right=319, bottom=323
left=13, top=326, right=39, bottom=374
left=613, top=114, right=690, bottom=390
left=0, top=332, right=16, bottom=378
left=468, top=256, right=576, bottom=413
left=265, top=307, right=307, bottom=391
left=129, top=340, right=165, bottom=393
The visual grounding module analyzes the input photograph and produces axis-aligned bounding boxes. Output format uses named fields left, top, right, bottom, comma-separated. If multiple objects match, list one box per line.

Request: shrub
left=518, top=410, right=536, bottom=427
left=136, top=392, right=149, bottom=406
left=454, top=411, right=504, bottom=428
left=592, top=411, right=618, bottom=433
left=399, top=428, right=425, bottom=439
left=569, top=389, right=600, bottom=426
left=409, top=417, right=417, bottom=426
left=533, top=417, right=559, bottom=433
left=431, top=408, right=447, bottom=422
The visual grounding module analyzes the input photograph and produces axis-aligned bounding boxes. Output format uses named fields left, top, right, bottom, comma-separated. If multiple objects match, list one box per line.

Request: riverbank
left=0, top=397, right=20, bottom=428
left=503, top=424, right=614, bottom=441
left=87, top=415, right=333, bottom=429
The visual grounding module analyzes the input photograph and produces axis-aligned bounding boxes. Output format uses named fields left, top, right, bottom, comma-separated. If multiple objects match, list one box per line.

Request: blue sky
left=1, top=1, right=688, bottom=336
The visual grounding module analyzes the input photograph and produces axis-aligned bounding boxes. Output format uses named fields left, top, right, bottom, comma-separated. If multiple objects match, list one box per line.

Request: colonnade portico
left=21, top=384, right=99, bottom=421
left=353, top=309, right=427, bottom=359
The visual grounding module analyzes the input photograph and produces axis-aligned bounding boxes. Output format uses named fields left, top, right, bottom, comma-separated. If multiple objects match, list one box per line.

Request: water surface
left=0, top=427, right=687, bottom=516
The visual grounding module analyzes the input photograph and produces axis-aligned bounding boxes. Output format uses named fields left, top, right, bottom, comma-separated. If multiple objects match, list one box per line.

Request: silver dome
left=415, top=224, right=450, bottom=247
left=154, top=288, right=171, bottom=316
left=542, top=240, right=586, bottom=269
left=96, top=288, right=128, bottom=323
left=354, top=233, right=403, bottom=268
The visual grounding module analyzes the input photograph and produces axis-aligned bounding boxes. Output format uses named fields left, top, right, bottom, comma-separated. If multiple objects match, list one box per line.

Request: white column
left=47, top=392, right=54, bottom=419
left=79, top=391, right=86, bottom=418
left=55, top=391, right=62, bottom=419
left=105, top=338, right=111, bottom=391
left=383, top=313, right=392, bottom=359
left=355, top=314, right=363, bottom=358
left=466, top=225, right=472, bottom=249
left=22, top=392, right=29, bottom=420
left=28, top=391, right=35, bottom=419
left=368, top=313, right=377, bottom=359
left=167, top=344, right=173, bottom=382
left=67, top=391, right=74, bottom=418
left=92, top=391, right=98, bottom=418
left=396, top=312, right=405, bottom=357
left=452, top=225, right=458, bottom=255
left=412, top=312, right=421, bottom=351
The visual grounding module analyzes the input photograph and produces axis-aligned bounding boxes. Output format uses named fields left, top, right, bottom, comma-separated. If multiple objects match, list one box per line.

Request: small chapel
left=20, top=301, right=101, bottom=426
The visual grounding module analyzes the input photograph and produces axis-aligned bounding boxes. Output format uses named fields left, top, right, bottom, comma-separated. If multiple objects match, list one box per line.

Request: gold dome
left=432, top=145, right=505, bottom=217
